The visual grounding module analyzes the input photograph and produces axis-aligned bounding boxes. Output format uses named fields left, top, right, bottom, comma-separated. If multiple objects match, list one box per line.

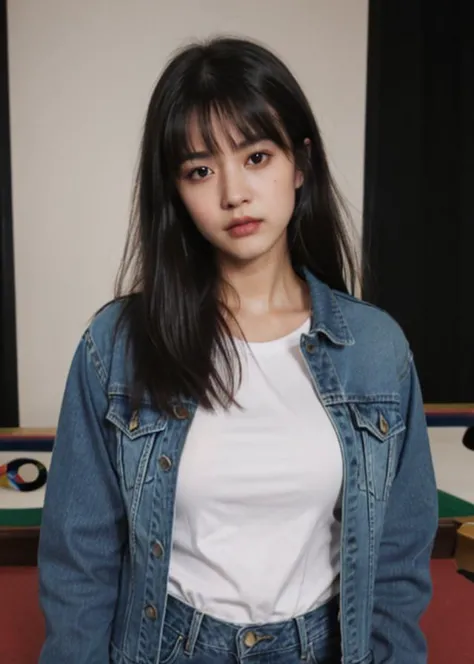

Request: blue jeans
left=159, top=594, right=341, bottom=663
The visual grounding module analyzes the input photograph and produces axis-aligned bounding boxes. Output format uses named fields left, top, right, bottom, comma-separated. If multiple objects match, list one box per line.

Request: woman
left=38, top=37, right=438, bottom=664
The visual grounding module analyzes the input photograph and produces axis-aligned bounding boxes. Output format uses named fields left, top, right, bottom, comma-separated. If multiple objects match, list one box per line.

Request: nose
left=220, top=167, right=251, bottom=210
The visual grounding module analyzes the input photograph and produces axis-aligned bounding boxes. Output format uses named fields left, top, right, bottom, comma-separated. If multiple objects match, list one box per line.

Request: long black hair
left=115, top=36, right=358, bottom=414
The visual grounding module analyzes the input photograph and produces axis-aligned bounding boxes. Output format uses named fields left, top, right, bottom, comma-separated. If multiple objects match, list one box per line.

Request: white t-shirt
left=168, top=319, right=343, bottom=624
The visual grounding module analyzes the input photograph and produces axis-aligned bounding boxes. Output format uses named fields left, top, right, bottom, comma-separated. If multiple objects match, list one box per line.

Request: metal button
left=144, top=604, right=158, bottom=620
left=158, top=455, right=172, bottom=472
left=242, top=631, right=272, bottom=648
left=243, top=631, right=258, bottom=648
left=152, top=541, right=164, bottom=558
left=173, top=404, right=190, bottom=420
left=379, top=414, right=389, bottom=435
left=306, top=342, right=316, bottom=354
left=129, top=411, right=139, bottom=431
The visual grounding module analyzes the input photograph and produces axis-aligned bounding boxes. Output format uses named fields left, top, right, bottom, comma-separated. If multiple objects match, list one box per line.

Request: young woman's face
left=176, top=115, right=303, bottom=265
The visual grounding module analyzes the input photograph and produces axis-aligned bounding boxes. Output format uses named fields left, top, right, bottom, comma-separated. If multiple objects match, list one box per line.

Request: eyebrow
left=181, top=137, right=267, bottom=163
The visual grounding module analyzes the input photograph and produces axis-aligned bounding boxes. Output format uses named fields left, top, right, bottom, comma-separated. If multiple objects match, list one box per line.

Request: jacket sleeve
left=371, top=352, right=438, bottom=663
left=38, top=331, right=126, bottom=664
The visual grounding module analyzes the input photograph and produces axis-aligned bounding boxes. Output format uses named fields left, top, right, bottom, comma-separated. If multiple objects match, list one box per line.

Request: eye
left=248, top=152, right=269, bottom=166
left=186, top=166, right=212, bottom=180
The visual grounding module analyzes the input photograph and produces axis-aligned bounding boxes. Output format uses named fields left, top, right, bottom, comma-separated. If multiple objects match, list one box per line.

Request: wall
left=8, top=0, right=369, bottom=426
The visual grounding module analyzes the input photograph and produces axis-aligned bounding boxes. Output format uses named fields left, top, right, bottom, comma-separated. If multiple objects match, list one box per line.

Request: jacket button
left=158, top=455, right=172, bottom=471
left=173, top=404, right=190, bottom=420
left=128, top=411, right=139, bottom=431
left=379, top=414, right=389, bottom=435
left=306, top=342, right=316, bottom=354
left=144, top=604, right=158, bottom=620
left=152, top=541, right=164, bottom=558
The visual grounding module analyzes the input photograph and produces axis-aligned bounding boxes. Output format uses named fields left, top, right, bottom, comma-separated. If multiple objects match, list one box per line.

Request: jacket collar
left=301, top=267, right=355, bottom=346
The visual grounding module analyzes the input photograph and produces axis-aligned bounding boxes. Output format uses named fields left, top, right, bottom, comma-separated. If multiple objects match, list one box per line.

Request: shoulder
left=87, top=298, right=127, bottom=346
left=80, top=298, right=132, bottom=388
left=333, top=289, right=411, bottom=381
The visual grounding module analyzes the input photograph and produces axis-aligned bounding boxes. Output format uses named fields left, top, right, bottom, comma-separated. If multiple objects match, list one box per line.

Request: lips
left=226, top=217, right=262, bottom=239
left=226, top=216, right=261, bottom=230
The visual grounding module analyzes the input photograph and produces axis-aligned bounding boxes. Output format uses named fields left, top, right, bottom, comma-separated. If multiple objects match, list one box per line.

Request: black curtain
left=0, top=0, right=19, bottom=426
left=363, top=0, right=474, bottom=403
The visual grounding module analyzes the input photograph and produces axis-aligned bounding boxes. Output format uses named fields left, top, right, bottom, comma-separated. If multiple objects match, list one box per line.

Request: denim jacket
left=38, top=270, right=438, bottom=664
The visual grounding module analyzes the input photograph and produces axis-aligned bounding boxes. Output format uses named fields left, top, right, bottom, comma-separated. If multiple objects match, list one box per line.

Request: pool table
left=425, top=404, right=474, bottom=581
left=0, top=419, right=473, bottom=664
left=1, top=416, right=473, bottom=573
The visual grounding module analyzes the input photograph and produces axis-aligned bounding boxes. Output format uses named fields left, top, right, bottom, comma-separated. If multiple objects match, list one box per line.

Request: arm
left=371, top=353, right=438, bottom=663
left=38, top=330, right=126, bottom=664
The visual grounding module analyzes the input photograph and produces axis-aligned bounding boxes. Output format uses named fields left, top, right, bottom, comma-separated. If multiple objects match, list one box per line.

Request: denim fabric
left=158, top=594, right=343, bottom=664
left=37, top=269, right=438, bottom=664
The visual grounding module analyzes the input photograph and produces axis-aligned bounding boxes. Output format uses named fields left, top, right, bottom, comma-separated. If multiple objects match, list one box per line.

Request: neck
left=219, top=247, right=308, bottom=317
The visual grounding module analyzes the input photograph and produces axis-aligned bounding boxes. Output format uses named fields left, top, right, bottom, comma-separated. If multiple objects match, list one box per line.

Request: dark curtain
left=0, top=0, right=19, bottom=426
left=363, top=0, right=474, bottom=403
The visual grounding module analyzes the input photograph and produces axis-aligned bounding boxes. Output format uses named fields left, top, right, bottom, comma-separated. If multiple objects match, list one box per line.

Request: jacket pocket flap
left=106, top=394, right=167, bottom=440
left=349, top=402, right=406, bottom=442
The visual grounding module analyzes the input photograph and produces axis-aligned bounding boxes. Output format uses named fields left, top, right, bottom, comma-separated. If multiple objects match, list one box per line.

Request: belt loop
left=183, top=609, right=204, bottom=657
left=295, top=615, right=309, bottom=660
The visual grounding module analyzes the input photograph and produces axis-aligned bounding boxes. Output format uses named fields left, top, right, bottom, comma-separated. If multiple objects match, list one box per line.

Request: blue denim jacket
left=38, top=270, right=438, bottom=664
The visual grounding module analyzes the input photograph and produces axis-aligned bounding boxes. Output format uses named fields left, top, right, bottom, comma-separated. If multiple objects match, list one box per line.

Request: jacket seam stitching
left=397, top=349, right=412, bottom=384
left=83, top=329, right=108, bottom=390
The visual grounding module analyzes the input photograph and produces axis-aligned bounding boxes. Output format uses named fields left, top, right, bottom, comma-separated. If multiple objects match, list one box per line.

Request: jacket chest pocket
left=349, top=402, right=406, bottom=501
left=106, top=395, right=168, bottom=491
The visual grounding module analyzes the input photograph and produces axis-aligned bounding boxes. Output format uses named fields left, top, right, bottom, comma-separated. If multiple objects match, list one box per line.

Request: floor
left=1, top=563, right=473, bottom=664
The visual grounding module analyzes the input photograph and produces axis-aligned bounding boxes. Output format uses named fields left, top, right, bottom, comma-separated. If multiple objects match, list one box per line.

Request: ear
left=295, top=138, right=311, bottom=189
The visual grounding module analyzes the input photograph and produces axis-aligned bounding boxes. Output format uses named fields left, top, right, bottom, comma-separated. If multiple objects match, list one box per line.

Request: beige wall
left=8, top=0, right=369, bottom=426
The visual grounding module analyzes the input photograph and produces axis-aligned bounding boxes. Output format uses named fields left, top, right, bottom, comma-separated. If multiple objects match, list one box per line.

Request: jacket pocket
left=349, top=401, right=406, bottom=501
left=106, top=393, right=168, bottom=490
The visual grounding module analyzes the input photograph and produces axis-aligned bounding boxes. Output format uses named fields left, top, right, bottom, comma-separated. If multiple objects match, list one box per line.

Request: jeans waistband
left=163, top=593, right=340, bottom=660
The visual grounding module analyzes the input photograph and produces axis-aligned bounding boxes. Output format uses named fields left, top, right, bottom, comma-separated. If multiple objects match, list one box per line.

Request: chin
left=220, top=244, right=282, bottom=265
left=215, top=229, right=289, bottom=266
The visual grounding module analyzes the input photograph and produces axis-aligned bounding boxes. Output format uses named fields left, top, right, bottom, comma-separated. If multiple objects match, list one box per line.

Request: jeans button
left=243, top=631, right=257, bottom=648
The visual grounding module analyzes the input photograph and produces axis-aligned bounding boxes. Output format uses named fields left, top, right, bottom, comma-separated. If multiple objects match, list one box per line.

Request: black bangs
left=164, top=92, right=291, bottom=174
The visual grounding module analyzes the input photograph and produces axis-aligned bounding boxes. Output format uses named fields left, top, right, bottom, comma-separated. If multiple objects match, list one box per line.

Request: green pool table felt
left=1, top=491, right=473, bottom=528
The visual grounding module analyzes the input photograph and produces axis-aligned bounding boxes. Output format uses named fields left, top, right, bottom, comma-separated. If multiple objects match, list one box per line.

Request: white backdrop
left=8, top=0, right=369, bottom=426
